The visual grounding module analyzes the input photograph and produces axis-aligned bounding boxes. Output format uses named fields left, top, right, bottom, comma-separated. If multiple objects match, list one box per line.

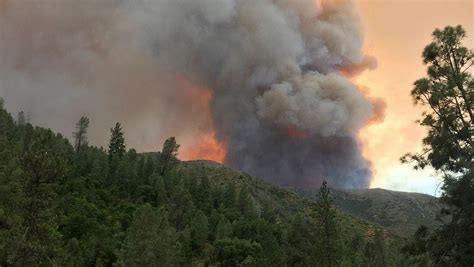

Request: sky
left=356, top=0, right=474, bottom=195
left=1, top=0, right=472, bottom=195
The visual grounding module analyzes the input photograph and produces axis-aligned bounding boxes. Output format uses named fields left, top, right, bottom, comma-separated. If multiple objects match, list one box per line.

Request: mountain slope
left=295, top=187, right=441, bottom=235
left=176, top=160, right=372, bottom=228
left=0, top=102, right=410, bottom=265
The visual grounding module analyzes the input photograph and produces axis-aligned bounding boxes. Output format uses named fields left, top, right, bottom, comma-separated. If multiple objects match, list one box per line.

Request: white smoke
left=0, top=0, right=383, bottom=187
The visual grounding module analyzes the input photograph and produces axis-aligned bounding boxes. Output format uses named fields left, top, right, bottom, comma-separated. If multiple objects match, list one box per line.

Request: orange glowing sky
left=174, top=76, right=227, bottom=163
left=357, top=0, right=473, bottom=195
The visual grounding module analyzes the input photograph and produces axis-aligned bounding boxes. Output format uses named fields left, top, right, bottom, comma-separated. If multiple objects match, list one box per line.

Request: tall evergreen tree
left=158, top=137, right=180, bottom=175
left=315, top=181, right=339, bottom=267
left=73, top=116, right=90, bottom=152
left=402, top=25, right=473, bottom=265
left=108, top=122, right=126, bottom=158
left=16, top=130, right=68, bottom=266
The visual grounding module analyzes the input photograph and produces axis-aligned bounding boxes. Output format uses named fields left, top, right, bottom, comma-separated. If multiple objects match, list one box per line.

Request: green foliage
left=213, top=238, right=262, bottom=266
left=315, top=181, right=340, bottom=266
left=402, top=25, right=474, bottom=266
left=158, top=137, right=180, bottom=175
left=191, top=210, right=209, bottom=249
left=297, top=187, right=441, bottom=235
left=117, top=204, right=180, bottom=266
left=108, top=122, right=126, bottom=158
left=402, top=25, right=473, bottom=173
left=0, top=100, right=414, bottom=266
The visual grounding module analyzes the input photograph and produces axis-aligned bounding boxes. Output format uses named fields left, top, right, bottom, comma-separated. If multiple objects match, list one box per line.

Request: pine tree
left=315, top=181, right=339, bottom=267
left=17, top=129, right=68, bottom=266
left=108, top=122, right=126, bottom=158
left=158, top=137, right=180, bottom=175
left=73, top=116, right=89, bottom=152
left=402, top=25, right=474, bottom=265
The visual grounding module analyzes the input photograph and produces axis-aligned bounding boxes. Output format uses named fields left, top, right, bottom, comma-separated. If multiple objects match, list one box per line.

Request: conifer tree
left=158, top=137, right=180, bottom=175
left=73, top=116, right=89, bottom=152
left=402, top=25, right=473, bottom=265
left=108, top=122, right=126, bottom=158
left=17, top=130, right=68, bottom=265
left=315, top=181, right=339, bottom=267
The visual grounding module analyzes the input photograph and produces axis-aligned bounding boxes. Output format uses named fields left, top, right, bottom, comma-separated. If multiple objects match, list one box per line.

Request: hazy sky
left=1, top=0, right=472, bottom=195
left=357, top=0, right=473, bottom=195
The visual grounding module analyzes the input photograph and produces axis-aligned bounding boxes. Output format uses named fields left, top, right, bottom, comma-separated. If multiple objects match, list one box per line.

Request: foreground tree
left=16, top=130, right=68, bottom=265
left=402, top=25, right=473, bottom=265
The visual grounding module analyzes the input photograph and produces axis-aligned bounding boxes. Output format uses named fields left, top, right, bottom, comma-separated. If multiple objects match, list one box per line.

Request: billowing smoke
left=0, top=0, right=384, bottom=188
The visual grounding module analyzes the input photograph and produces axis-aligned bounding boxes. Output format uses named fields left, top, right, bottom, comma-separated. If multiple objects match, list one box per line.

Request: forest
left=0, top=100, right=407, bottom=266
left=0, top=24, right=472, bottom=266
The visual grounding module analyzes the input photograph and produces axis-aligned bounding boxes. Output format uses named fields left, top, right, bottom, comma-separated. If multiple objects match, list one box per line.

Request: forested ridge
left=0, top=99, right=411, bottom=266
left=295, top=188, right=441, bottom=235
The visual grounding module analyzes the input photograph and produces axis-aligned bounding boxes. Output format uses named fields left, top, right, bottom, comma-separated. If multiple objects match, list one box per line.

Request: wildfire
left=175, top=75, right=227, bottom=163
left=180, top=130, right=227, bottom=163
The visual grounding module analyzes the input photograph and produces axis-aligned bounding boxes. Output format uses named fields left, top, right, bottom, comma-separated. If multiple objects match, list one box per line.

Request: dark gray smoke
left=0, top=0, right=383, bottom=188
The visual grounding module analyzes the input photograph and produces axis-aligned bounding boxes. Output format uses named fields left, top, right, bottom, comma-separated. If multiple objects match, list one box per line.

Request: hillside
left=176, top=160, right=371, bottom=227
left=294, top=187, right=441, bottom=235
left=0, top=102, right=410, bottom=266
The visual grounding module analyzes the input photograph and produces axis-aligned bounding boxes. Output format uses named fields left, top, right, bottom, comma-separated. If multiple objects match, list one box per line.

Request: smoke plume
left=0, top=0, right=383, bottom=188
